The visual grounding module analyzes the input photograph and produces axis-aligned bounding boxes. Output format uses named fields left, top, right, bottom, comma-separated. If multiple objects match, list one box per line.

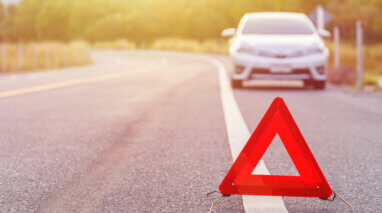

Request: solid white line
left=207, top=57, right=289, bottom=213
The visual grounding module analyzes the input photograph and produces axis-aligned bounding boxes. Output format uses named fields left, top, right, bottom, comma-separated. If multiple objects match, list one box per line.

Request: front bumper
left=231, top=52, right=327, bottom=81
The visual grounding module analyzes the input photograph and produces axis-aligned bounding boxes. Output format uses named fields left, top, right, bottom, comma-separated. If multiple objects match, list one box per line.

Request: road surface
left=0, top=50, right=381, bottom=212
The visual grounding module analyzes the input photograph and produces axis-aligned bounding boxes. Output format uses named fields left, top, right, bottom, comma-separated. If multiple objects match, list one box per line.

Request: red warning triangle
left=219, top=97, right=332, bottom=198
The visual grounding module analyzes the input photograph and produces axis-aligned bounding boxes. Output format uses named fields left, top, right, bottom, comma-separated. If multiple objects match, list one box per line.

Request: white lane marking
left=207, top=57, right=289, bottom=213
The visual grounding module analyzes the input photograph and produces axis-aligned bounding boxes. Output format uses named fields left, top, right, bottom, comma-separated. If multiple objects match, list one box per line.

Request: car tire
left=312, top=80, right=326, bottom=89
left=231, top=79, right=242, bottom=88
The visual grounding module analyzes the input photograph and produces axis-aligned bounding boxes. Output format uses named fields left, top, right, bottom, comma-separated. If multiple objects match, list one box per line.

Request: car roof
left=244, top=12, right=307, bottom=19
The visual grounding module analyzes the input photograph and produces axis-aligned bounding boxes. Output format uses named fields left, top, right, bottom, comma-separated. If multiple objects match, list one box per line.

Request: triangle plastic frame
left=219, top=97, right=332, bottom=198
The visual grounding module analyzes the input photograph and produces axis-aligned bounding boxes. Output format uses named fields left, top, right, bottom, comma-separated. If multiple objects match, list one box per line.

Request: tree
left=0, top=0, right=380, bottom=42
left=35, top=0, right=72, bottom=40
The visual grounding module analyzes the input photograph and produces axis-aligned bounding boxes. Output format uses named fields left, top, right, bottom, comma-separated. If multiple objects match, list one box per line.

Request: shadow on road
left=235, top=80, right=326, bottom=91
left=236, top=85, right=307, bottom=91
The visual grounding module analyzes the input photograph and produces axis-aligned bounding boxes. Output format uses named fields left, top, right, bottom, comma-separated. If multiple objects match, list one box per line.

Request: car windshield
left=242, top=15, right=315, bottom=35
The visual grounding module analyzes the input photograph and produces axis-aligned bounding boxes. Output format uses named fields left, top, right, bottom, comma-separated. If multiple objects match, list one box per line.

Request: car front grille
left=251, top=68, right=310, bottom=75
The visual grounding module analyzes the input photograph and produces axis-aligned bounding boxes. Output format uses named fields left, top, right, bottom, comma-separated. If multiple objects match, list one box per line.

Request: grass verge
left=0, top=40, right=91, bottom=73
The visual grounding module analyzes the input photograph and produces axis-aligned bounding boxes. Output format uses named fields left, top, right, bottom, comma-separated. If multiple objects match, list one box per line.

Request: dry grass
left=150, top=38, right=228, bottom=54
left=326, top=40, right=382, bottom=84
left=93, top=39, right=137, bottom=50
left=93, top=38, right=228, bottom=54
left=0, top=40, right=91, bottom=73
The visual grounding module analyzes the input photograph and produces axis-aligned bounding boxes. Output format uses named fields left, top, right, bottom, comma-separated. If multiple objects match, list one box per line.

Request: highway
left=0, top=50, right=381, bottom=212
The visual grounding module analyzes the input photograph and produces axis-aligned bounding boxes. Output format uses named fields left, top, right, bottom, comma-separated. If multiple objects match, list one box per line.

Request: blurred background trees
left=0, top=0, right=380, bottom=43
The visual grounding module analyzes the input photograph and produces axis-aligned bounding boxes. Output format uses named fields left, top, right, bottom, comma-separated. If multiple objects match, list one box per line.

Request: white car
left=222, top=12, right=330, bottom=89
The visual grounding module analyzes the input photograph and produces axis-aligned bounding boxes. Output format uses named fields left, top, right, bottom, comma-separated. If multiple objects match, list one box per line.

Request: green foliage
left=363, top=73, right=379, bottom=85
left=36, top=0, right=72, bottom=40
left=0, top=0, right=381, bottom=42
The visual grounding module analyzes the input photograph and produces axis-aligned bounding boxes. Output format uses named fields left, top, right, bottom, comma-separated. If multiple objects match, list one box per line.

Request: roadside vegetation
left=3, top=0, right=380, bottom=42
left=325, top=41, right=382, bottom=85
left=0, top=41, right=91, bottom=73
left=93, top=39, right=228, bottom=54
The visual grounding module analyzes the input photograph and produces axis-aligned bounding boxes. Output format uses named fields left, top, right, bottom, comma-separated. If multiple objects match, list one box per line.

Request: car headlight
left=237, top=47, right=261, bottom=55
left=302, top=45, right=324, bottom=55
left=237, top=46, right=273, bottom=56
left=233, top=42, right=264, bottom=55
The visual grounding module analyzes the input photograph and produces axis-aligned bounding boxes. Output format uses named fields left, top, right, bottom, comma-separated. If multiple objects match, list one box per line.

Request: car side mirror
left=318, top=29, right=331, bottom=38
left=221, top=28, right=236, bottom=37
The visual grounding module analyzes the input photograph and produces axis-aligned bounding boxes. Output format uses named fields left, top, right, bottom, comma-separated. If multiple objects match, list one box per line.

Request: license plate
left=270, top=64, right=292, bottom=73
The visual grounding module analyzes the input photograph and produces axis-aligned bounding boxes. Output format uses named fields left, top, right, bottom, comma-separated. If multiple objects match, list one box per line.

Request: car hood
left=236, top=34, right=323, bottom=53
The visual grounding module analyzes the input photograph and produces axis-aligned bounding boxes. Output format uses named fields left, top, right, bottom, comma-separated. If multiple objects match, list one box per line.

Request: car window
left=242, top=16, right=314, bottom=35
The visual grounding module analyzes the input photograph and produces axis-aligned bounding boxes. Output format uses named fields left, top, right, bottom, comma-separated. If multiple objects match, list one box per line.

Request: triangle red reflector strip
left=219, top=97, right=332, bottom=198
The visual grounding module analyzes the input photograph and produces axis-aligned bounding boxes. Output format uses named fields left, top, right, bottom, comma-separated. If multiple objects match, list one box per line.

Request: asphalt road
left=0, top=50, right=381, bottom=212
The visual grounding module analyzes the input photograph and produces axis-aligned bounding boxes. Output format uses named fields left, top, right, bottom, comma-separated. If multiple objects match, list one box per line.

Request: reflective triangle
left=219, top=97, right=332, bottom=198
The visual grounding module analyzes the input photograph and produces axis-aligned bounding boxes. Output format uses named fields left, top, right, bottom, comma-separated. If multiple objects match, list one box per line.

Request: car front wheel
left=312, top=80, right=326, bottom=89
left=304, top=80, right=326, bottom=89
